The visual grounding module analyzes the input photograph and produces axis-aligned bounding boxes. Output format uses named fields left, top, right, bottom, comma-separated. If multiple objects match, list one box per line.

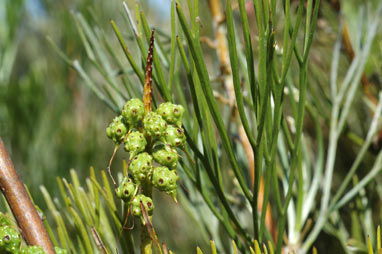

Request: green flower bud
left=0, top=213, right=12, bottom=227
left=124, top=131, right=147, bottom=159
left=152, top=145, right=178, bottom=169
left=129, top=152, right=153, bottom=184
left=106, top=115, right=128, bottom=144
left=0, top=225, right=21, bottom=253
left=152, top=166, right=178, bottom=199
left=54, top=247, right=68, bottom=254
left=156, top=102, right=184, bottom=127
left=115, top=177, right=136, bottom=202
left=20, top=246, right=45, bottom=254
left=143, top=112, right=167, bottom=138
left=164, top=125, right=186, bottom=147
left=122, top=98, right=145, bottom=126
left=131, top=194, right=154, bottom=217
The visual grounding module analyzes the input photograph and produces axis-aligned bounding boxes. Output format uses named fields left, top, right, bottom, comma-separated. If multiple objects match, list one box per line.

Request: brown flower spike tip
left=143, top=29, right=155, bottom=112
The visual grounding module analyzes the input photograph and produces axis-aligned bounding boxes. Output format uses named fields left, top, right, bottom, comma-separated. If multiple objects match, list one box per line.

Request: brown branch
left=143, top=29, right=155, bottom=112
left=209, top=0, right=230, bottom=76
left=200, top=36, right=217, bottom=49
left=0, top=138, right=55, bottom=254
left=213, top=90, right=232, bottom=106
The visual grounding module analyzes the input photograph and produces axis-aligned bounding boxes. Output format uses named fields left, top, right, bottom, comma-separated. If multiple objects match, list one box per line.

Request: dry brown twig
left=91, top=226, right=108, bottom=254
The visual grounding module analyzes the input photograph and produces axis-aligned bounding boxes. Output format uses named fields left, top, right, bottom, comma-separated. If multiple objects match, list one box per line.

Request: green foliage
left=40, top=168, right=135, bottom=254
left=48, top=0, right=382, bottom=253
left=0, top=226, right=21, bottom=253
left=0, top=0, right=122, bottom=203
left=2, top=0, right=382, bottom=253
left=0, top=212, right=67, bottom=254
left=20, top=246, right=45, bottom=254
left=53, top=247, right=67, bottom=254
left=367, top=226, right=382, bottom=254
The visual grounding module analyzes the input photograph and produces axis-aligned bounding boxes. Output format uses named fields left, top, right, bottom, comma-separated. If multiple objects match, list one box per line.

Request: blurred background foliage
left=1, top=0, right=382, bottom=253
left=0, top=0, right=210, bottom=251
left=0, top=0, right=164, bottom=199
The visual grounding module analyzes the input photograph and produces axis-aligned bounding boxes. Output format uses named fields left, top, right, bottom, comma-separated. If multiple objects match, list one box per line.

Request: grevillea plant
left=45, top=0, right=382, bottom=253
left=105, top=30, right=186, bottom=253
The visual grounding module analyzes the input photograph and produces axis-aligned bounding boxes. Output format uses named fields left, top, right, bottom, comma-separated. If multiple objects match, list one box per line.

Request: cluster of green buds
left=0, top=224, right=21, bottom=254
left=0, top=213, right=67, bottom=254
left=106, top=98, right=185, bottom=220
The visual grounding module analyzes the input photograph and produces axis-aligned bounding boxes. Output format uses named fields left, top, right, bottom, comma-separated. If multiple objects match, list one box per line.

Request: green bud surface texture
left=143, top=112, right=167, bottom=138
left=106, top=115, right=128, bottom=144
left=131, top=194, right=154, bottom=217
left=124, top=131, right=147, bottom=158
left=152, top=166, right=178, bottom=198
left=0, top=226, right=21, bottom=253
left=156, top=102, right=184, bottom=127
left=129, top=152, right=153, bottom=184
left=122, top=98, right=145, bottom=126
left=164, top=125, right=186, bottom=147
left=152, top=145, right=178, bottom=169
left=115, top=177, right=136, bottom=202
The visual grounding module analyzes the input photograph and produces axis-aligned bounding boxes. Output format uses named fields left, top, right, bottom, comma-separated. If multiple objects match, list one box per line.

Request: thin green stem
left=238, top=0, right=257, bottom=116
left=110, top=20, right=145, bottom=84
left=276, top=62, right=307, bottom=253
left=168, top=0, right=177, bottom=91
left=176, top=3, right=253, bottom=202
left=226, top=0, right=256, bottom=149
